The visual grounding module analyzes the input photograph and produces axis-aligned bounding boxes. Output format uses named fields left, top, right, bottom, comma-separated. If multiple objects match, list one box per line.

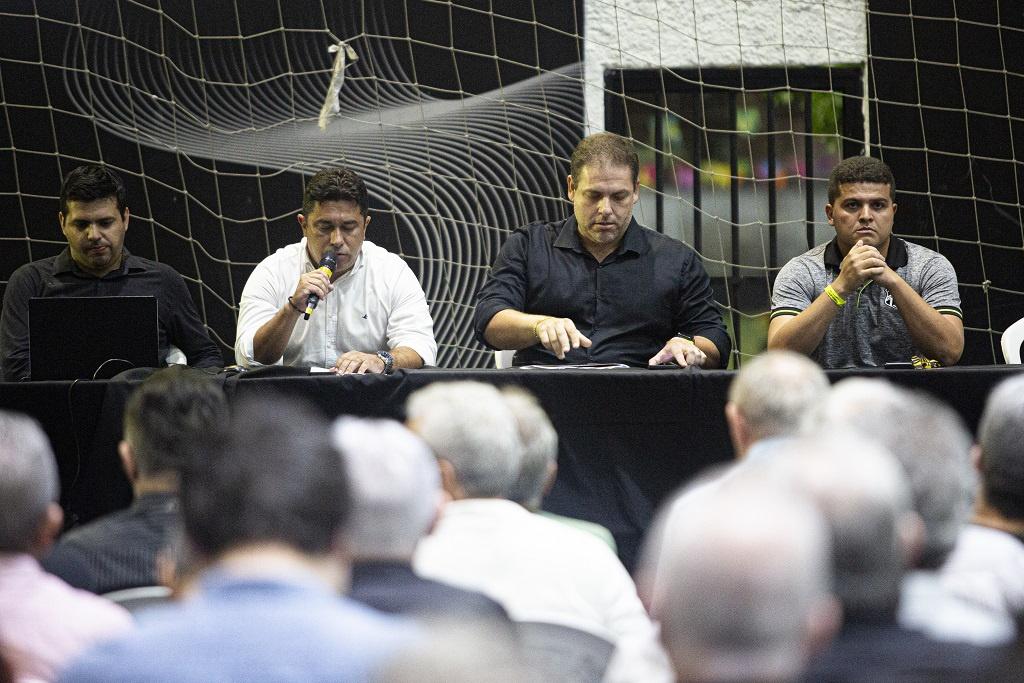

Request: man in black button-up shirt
left=474, top=133, right=730, bottom=368
left=0, top=165, right=222, bottom=380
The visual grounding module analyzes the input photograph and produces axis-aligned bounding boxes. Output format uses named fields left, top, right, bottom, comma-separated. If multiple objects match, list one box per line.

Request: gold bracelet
left=532, top=317, right=549, bottom=340
left=824, top=284, right=846, bottom=307
left=287, top=296, right=304, bottom=313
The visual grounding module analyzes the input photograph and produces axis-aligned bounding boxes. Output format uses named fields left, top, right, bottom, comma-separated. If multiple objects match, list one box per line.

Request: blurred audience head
left=501, top=387, right=558, bottom=511
left=180, top=395, right=350, bottom=562
left=725, top=351, right=829, bottom=458
left=156, top=528, right=204, bottom=600
left=331, top=417, right=442, bottom=560
left=809, top=378, right=974, bottom=567
left=376, top=619, right=537, bottom=682
left=767, top=433, right=920, bottom=620
left=976, top=374, right=1024, bottom=522
left=641, top=473, right=837, bottom=682
left=0, top=411, right=61, bottom=555
left=405, top=381, right=522, bottom=499
left=121, top=366, right=229, bottom=482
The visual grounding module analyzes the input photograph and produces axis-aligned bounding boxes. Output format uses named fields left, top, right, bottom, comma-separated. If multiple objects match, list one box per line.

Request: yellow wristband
left=825, top=284, right=846, bottom=307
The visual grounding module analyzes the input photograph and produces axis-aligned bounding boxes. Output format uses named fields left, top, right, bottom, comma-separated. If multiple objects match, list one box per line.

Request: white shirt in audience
left=941, top=523, right=1024, bottom=621
left=414, top=498, right=673, bottom=683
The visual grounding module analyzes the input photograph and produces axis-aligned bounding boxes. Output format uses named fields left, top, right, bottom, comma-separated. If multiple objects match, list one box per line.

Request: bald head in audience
left=725, top=350, right=829, bottom=459
left=642, top=474, right=837, bottom=682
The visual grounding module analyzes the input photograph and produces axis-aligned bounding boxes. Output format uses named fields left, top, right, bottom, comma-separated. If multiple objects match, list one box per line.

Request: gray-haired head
left=331, top=417, right=441, bottom=559
left=501, top=387, right=558, bottom=511
left=727, top=351, right=829, bottom=455
left=642, top=474, right=834, bottom=682
left=0, top=411, right=60, bottom=552
left=809, top=377, right=974, bottom=567
left=406, top=381, right=522, bottom=499
left=977, top=374, right=1024, bottom=521
left=767, top=432, right=916, bottom=619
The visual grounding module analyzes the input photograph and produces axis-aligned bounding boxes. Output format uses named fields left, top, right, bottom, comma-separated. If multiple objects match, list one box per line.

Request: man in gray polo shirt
left=768, top=156, right=963, bottom=368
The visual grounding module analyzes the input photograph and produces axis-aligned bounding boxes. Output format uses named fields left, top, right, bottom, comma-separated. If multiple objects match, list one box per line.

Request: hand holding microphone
left=303, top=250, right=337, bottom=320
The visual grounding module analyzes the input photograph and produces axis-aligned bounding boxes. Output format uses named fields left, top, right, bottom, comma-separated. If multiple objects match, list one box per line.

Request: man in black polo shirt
left=473, top=132, right=729, bottom=368
left=0, top=165, right=222, bottom=380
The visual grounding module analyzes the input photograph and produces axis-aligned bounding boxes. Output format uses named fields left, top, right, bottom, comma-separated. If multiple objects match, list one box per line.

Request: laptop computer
left=29, top=296, right=161, bottom=380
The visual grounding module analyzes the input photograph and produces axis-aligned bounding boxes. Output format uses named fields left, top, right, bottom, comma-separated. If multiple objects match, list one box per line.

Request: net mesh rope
left=0, top=1, right=1020, bottom=367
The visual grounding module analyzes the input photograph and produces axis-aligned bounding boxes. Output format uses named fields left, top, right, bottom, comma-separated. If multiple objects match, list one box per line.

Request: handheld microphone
left=304, top=250, right=337, bottom=320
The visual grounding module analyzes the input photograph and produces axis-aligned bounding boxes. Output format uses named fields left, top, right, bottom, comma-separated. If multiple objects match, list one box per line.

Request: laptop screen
left=29, top=296, right=161, bottom=380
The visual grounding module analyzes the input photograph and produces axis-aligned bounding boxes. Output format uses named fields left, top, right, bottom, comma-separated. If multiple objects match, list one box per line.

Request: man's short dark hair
left=977, top=375, right=1024, bottom=519
left=302, top=167, right=368, bottom=216
left=180, top=394, right=351, bottom=558
left=123, top=366, right=229, bottom=478
left=570, top=132, right=640, bottom=187
left=60, top=164, right=128, bottom=216
left=827, top=156, right=896, bottom=204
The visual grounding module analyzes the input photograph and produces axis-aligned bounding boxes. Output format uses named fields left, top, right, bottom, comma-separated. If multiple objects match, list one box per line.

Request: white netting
left=1, top=1, right=1020, bottom=367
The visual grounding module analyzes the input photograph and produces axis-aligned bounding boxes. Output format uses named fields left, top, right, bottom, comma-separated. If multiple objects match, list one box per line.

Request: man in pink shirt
left=0, top=411, right=132, bottom=682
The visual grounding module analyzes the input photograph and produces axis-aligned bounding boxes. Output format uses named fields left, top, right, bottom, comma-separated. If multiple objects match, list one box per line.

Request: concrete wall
left=583, top=0, right=868, bottom=277
left=583, top=0, right=867, bottom=133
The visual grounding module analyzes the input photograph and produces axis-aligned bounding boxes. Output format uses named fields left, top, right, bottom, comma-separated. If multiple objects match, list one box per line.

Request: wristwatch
left=376, top=350, right=395, bottom=375
left=675, top=333, right=695, bottom=344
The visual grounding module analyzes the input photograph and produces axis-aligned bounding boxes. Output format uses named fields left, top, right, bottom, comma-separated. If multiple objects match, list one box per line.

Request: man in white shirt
left=408, top=381, right=673, bottom=683
left=234, top=168, right=436, bottom=373
left=942, top=374, right=1024, bottom=622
